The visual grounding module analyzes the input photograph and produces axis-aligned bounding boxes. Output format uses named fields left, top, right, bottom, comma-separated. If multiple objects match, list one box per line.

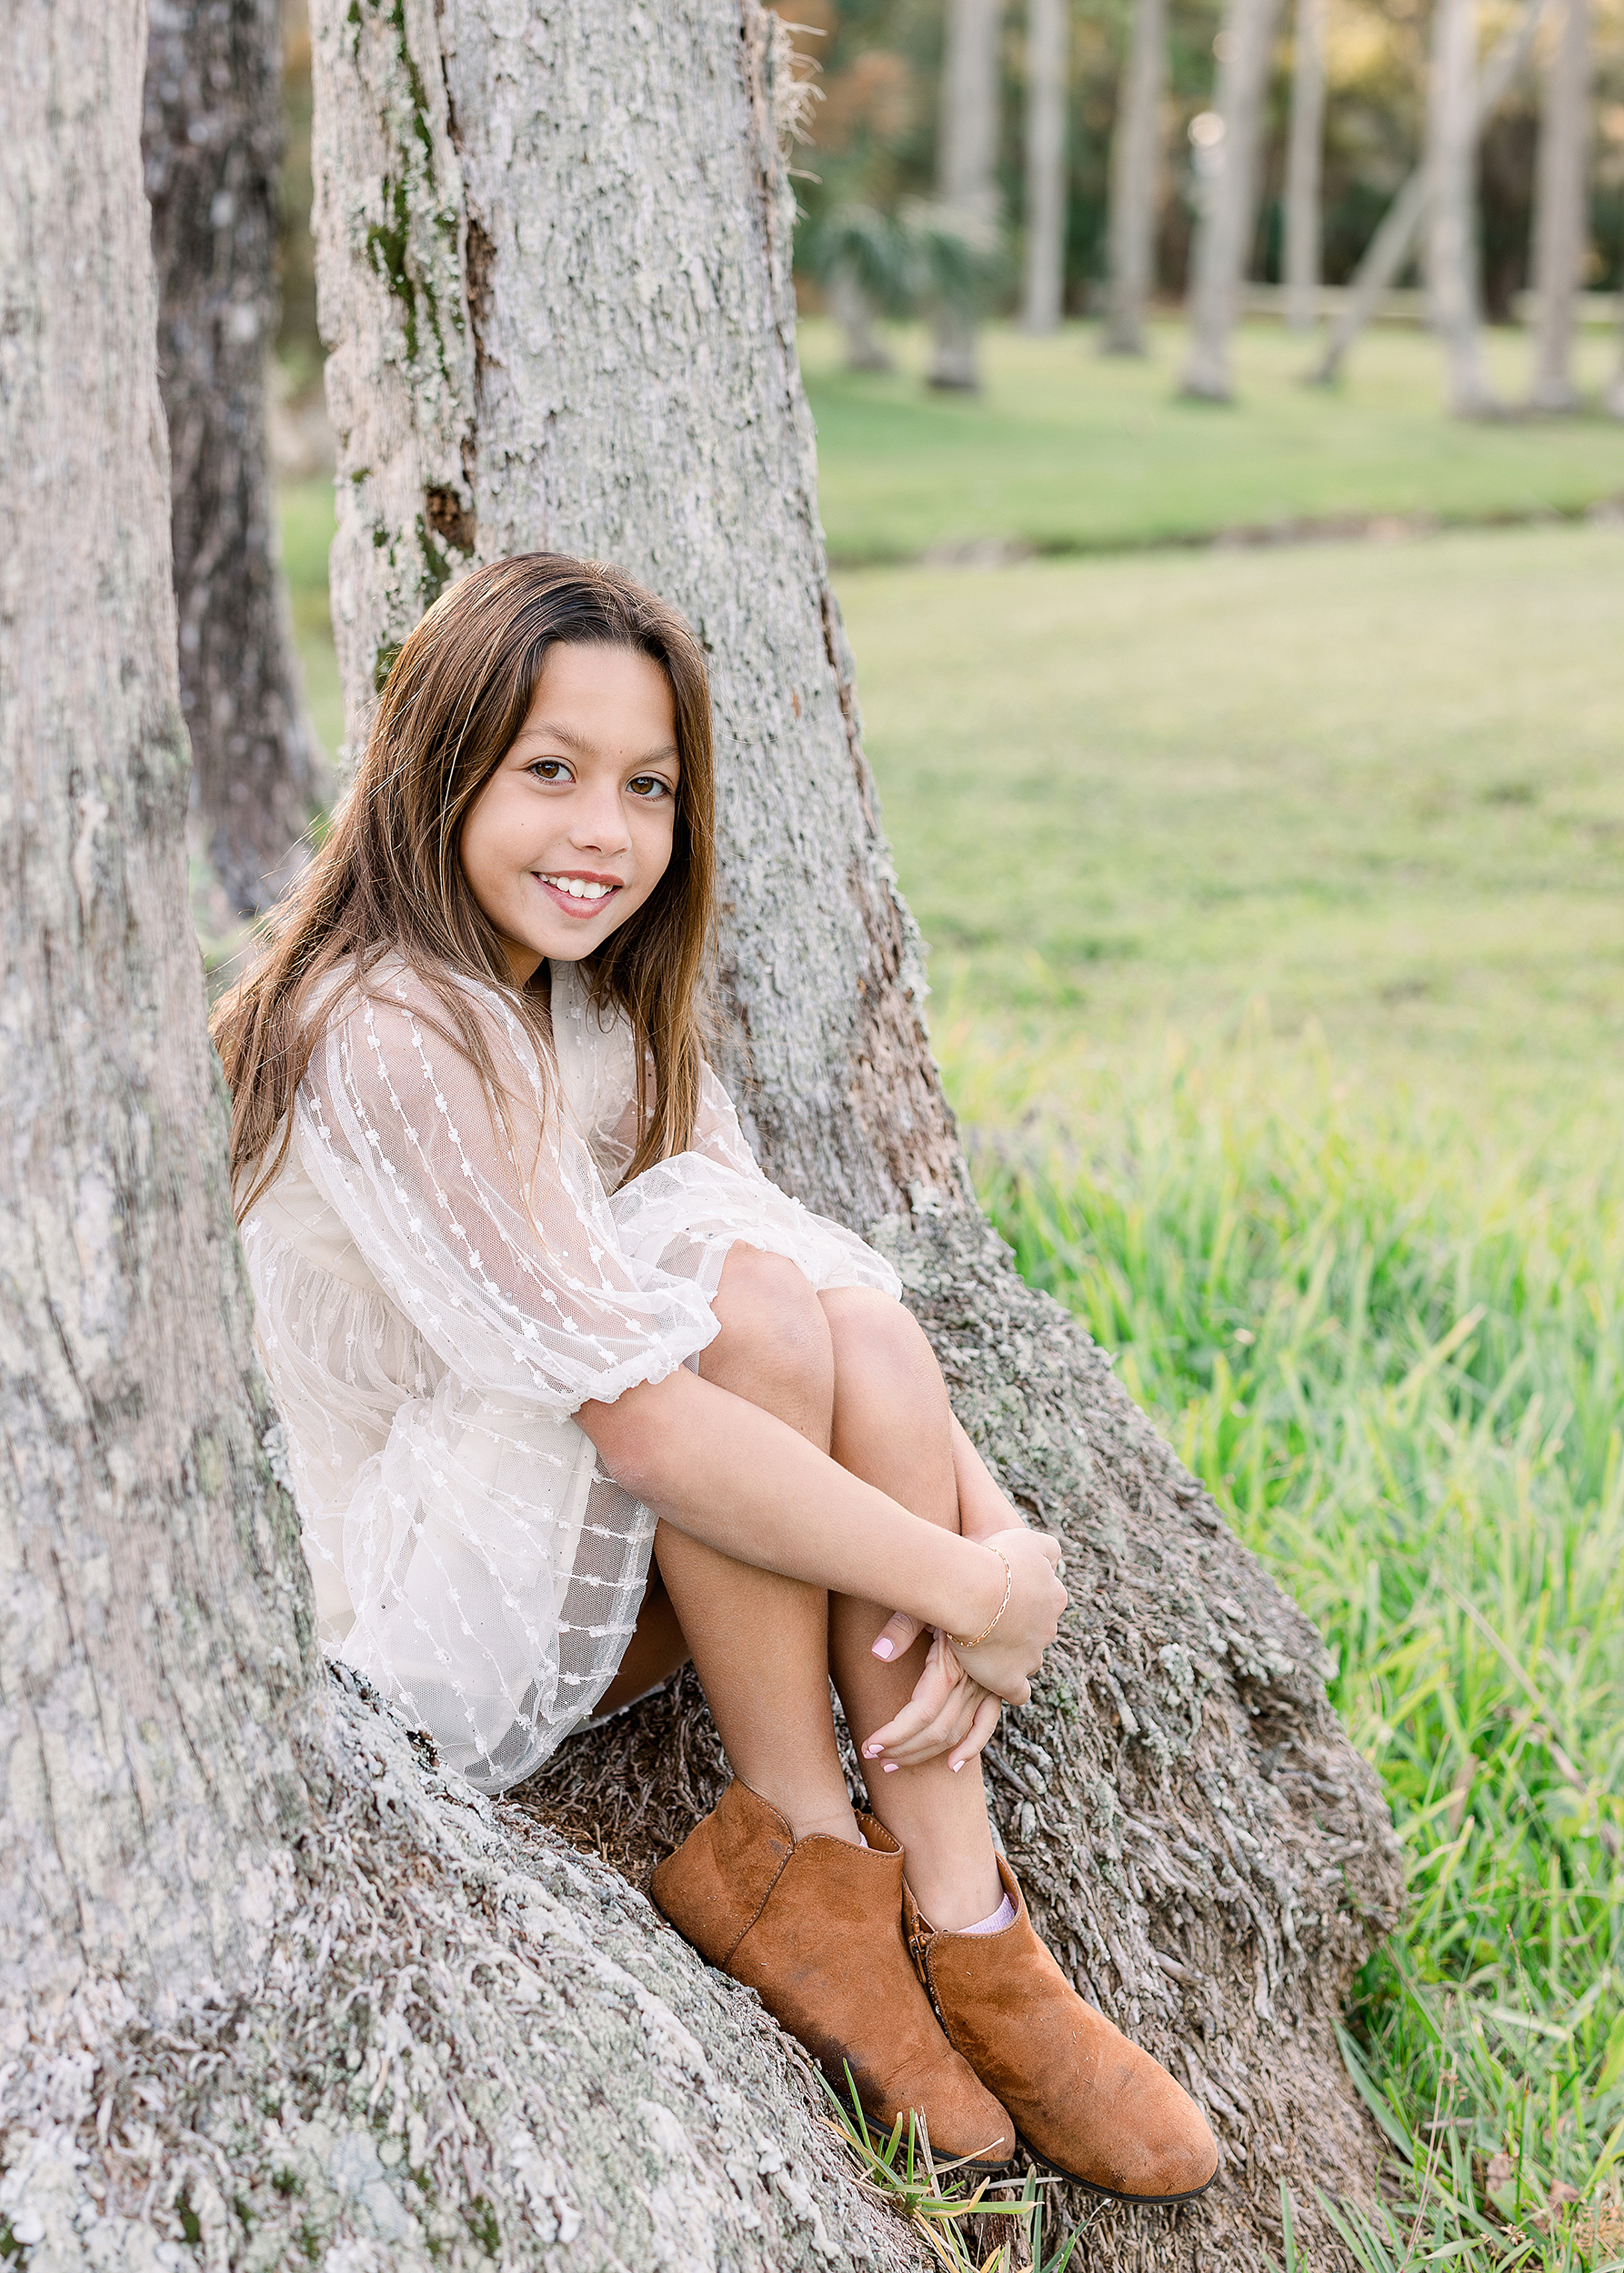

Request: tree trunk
left=311, top=3, right=1404, bottom=2266
left=144, top=0, right=319, bottom=919
left=1179, top=0, right=1287, bottom=399
left=1528, top=0, right=1591, bottom=409
left=929, top=0, right=1003, bottom=388
left=0, top=16, right=977, bottom=2268
left=1307, top=0, right=1547, bottom=383
left=1020, top=0, right=1068, bottom=333
left=1609, top=301, right=1624, bottom=416
left=829, top=265, right=897, bottom=372
left=1427, top=0, right=1499, bottom=413
left=1, top=0, right=324, bottom=2026
left=1101, top=0, right=1168, bottom=354
left=1283, top=0, right=1326, bottom=331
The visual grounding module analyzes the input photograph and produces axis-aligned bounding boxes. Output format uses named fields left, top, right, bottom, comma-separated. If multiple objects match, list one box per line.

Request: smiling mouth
left=535, top=871, right=623, bottom=916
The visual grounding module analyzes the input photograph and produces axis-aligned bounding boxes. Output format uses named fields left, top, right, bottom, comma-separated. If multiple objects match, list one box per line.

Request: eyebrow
left=513, top=718, right=679, bottom=769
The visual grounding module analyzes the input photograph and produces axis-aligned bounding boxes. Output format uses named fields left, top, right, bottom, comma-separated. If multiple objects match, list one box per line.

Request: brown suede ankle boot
left=652, top=1780, right=1015, bottom=2169
left=904, top=1859, right=1218, bottom=2202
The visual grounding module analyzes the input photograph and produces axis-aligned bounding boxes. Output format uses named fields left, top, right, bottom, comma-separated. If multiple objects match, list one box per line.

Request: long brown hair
left=213, top=554, right=716, bottom=1217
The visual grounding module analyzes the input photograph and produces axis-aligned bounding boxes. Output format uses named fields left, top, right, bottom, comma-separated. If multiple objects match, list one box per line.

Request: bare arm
left=951, top=1415, right=1028, bottom=1542
left=578, top=1367, right=1065, bottom=1704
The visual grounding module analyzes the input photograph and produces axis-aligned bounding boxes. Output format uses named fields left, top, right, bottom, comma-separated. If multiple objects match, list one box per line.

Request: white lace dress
left=241, top=956, right=899, bottom=1792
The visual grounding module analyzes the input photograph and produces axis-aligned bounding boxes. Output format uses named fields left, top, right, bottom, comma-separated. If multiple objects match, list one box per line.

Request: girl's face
left=460, top=641, right=679, bottom=986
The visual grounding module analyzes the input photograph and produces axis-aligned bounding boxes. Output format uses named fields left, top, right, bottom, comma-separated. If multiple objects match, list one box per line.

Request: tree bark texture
left=0, top=15, right=992, bottom=2268
left=1283, top=0, right=1326, bottom=331
left=1427, top=0, right=1499, bottom=413
left=1179, top=0, right=1286, bottom=399
left=929, top=0, right=1003, bottom=386
left=144, top=0, right=319, bottom=918
left=1528, top=0, right=1591, bottom=409
left=1102, top=0, right=1168, bottom=355
left=1020, top=0, right=1068, bottom=333
left=1306, top=0, right=1546, bottom=383
left=310, top=5, right=1406, bottom=2267
left=0, top=0, right=322, bottom=2020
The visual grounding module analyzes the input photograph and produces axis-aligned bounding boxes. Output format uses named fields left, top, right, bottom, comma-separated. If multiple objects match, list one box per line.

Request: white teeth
left=541, top=874, right=614, bottom=900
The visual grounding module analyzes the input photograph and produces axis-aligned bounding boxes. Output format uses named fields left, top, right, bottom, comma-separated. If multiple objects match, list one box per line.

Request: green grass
left=839, top=523, right=1624, bottom=1111
left=802, top=316, right=1624, bottom=565
left=947, top=1025, right=1624, bottom=2268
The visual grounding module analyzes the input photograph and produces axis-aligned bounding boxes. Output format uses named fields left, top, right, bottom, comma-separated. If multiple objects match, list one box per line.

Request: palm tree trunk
left=1021, top=0, right=1068, bottom=332
left=1179, top=0, right=1287, bottom=398
left=1102, top=0, right=1168, bottom=354
left=1284, top=0, right=1326, bottom=331
left=829, top=266, right=897, bottom=371
left=930, top=0, right=1004, bottom=388
left=1427, top=0, right=1499, bottom=412
left=1307, top=0, right=1547, bottom=382
left=144, top=0, right=319, bottom=917
left=1528, top=0, right=1591, bottom=409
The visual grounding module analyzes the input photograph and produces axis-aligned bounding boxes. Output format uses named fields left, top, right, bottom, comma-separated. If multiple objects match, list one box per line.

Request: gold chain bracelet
left=949, top=1542, right=1013, bottom=1651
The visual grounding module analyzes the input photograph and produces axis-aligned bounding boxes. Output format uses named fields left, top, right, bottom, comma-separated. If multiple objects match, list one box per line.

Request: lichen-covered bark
left=144, top=0, right=319, bottom=916
left=1, top=1669, right=929, bottom=2272
left=305, top=5, right=1406, bottom=2266
left=0, top=13, right=937, bottom=2268
left=0, top=0, right=319, bottom=2018
left=312, top=0, right=962, bottom=1227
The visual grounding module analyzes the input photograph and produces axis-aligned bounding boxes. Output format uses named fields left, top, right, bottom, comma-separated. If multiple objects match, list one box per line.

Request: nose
left=568, top=776, right=630, bottom=856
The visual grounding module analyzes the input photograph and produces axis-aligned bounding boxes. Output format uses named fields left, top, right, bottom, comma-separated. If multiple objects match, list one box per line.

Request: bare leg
left=821, top=1287, right=1005, bottom=1930
left=648, top=1247, right=862, bottom=1847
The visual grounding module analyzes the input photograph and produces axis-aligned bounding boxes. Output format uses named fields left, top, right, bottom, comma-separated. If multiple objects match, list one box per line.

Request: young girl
left=214, top=556, right=1216, bottom=2202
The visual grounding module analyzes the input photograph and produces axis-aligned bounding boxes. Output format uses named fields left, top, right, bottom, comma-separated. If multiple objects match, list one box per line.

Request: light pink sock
left=960, top=1890, right=1017, bottom=1937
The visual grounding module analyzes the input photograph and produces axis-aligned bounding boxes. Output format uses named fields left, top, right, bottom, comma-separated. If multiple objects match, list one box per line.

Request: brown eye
left=628, top=775, right=673, bottom=801
left=528, top=758, right=572, bottom=783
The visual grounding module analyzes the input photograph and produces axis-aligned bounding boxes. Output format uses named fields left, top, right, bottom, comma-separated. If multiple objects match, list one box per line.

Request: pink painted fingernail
left=863, top=1743, right=881, bottom=1758
left=871, top=1638, right=895, bottom=1660
left=882, top=1762, right=899, bottom=1774
left=950, top=1759, right=965, bottom=1773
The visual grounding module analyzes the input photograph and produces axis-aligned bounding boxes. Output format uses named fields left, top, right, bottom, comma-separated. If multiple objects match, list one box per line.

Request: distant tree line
left=760, top=0, right=1623, bottom=407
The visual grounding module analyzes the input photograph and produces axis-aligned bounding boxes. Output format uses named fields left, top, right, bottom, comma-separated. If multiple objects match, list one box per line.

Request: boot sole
left=1018, top=2134, right=1219, bottom=2206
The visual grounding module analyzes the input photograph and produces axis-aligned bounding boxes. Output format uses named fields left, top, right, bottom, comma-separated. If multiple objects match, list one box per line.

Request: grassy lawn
left=279, top=350, right=1624, bottom=2261
left=841, top=523, right=1624, bottom=1112
left=801, top=316, right=1624, bottom=564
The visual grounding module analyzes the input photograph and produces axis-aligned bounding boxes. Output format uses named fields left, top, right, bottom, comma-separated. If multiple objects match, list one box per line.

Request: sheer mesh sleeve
left=610, top=1058, right=905, bottom=1302
left=286, top=965, right=720, bottom=1789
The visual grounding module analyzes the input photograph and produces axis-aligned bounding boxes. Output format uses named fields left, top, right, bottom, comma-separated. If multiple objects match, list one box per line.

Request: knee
left=822, top=1285, right=937, bottom=1397
left=705, top=1245, right=834, bottom=1408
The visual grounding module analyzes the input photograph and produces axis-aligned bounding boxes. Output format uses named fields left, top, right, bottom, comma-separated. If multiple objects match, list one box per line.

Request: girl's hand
left=861, top=1631, right=1003, bottom=1774
left=870, top=1525, right=1067, bottom=1704
left=946, top=1527, right=1066, bottom=1707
